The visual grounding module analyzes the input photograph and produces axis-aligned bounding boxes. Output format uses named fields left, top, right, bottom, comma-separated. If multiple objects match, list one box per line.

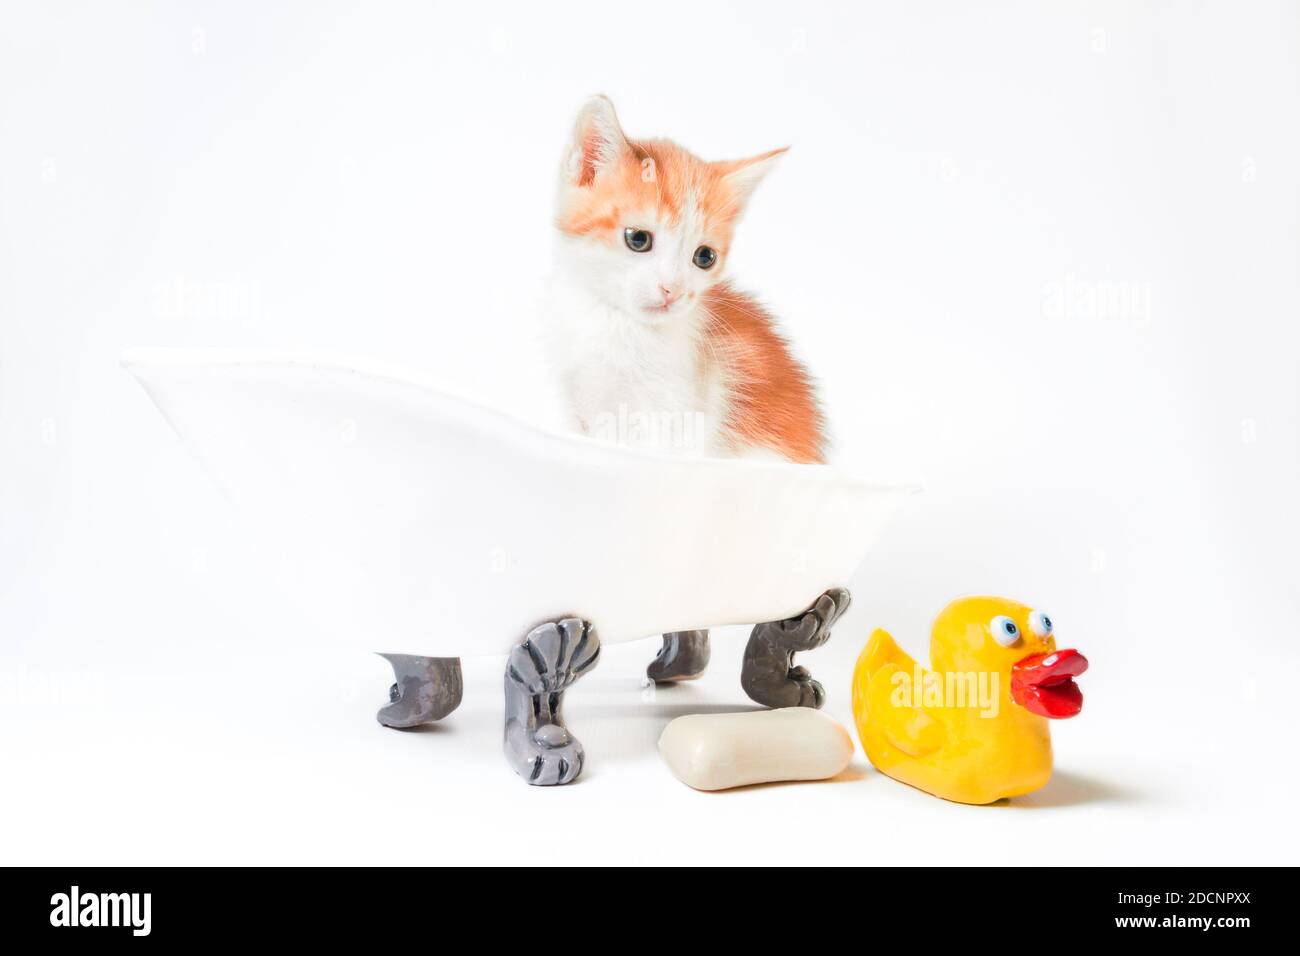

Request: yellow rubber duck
left=851, top=596, right=1088, bottom=805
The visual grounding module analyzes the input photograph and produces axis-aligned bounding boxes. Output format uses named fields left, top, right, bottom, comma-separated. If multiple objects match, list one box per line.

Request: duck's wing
left=853, top=628, right=945, bottom=757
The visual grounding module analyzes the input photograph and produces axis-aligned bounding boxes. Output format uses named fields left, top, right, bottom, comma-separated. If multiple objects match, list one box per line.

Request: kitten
left=543, top=96, right=826, bottom=463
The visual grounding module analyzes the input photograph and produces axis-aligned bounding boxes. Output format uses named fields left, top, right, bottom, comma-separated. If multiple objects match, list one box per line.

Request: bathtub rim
left=121, top=346, right=924, bottom=496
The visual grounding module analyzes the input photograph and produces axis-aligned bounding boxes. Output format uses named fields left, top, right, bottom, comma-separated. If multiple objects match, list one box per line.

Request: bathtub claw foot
left=376, top=654, right=463, bottom=728
left=741, top=587, right=851, bottom=710
left=504, top=618, right=601, bottom=786
left=647, top=630, right=710, bottom=683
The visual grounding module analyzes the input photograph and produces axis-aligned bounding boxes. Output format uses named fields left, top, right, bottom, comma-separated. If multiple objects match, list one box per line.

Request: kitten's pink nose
left=659, top=285, right=680, bottom=306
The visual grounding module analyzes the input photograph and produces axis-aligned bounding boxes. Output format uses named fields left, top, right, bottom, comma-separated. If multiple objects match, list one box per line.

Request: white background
left=2, top=0, right=1297, bottom=865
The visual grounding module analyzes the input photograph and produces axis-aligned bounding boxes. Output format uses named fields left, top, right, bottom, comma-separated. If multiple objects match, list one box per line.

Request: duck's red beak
left=1011, top=648, right=1088, bottom=718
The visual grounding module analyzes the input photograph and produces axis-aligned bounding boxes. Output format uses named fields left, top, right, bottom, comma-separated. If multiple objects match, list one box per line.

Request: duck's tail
left=852, top=628, right=908, bottom=714
left=852, top=627, right=944, bottom=759
left=861, top=627, right=907, bottom=670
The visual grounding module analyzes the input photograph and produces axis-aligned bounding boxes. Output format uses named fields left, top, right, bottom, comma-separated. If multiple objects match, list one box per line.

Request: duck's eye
left=1028, top=609, right=1053, bottom=638
left=693, top=245, right=717, bottom=270
left=624, top=228, right=653, bottom=252
left=989, top=615, right=1020, bottom=647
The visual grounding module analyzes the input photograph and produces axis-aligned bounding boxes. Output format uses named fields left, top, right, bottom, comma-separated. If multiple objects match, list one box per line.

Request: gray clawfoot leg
left=741, top=588, right=851, bottom=709
left=377, top=654, right=463, bottom=728
left=647, top=630, right=710, bottom=683
left=504, top=618, right=600, bottom=786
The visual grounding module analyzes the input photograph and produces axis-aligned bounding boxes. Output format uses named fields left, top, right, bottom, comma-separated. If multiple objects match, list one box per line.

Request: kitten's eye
left=693, top=245, right=717, bottom=270
left=989, top=615, right=1021, bottom=647
left=624, top=228, right=653, bottom=253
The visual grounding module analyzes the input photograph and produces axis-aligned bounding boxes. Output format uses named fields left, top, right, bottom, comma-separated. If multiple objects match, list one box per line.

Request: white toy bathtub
left=125, top=347, right=912, bottom=653
left=124, top=347, right=914, bottom=784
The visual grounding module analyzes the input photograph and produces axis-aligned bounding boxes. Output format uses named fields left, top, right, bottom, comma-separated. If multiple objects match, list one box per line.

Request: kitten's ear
left=562, top=95, right=630, bottom=188
left=719, top=146, right=789, bottom=207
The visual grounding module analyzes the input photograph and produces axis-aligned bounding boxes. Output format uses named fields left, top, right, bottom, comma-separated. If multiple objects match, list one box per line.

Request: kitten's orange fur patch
left=704, top=282, right=827, bottom=464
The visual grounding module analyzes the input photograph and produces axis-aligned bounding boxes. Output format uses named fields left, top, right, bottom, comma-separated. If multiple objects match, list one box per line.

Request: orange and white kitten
left=544, top=96, right=826, bottom=463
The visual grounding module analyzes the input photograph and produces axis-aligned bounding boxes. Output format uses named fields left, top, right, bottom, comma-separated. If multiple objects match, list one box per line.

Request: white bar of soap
left=658, top=707, right=855, bottom=791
